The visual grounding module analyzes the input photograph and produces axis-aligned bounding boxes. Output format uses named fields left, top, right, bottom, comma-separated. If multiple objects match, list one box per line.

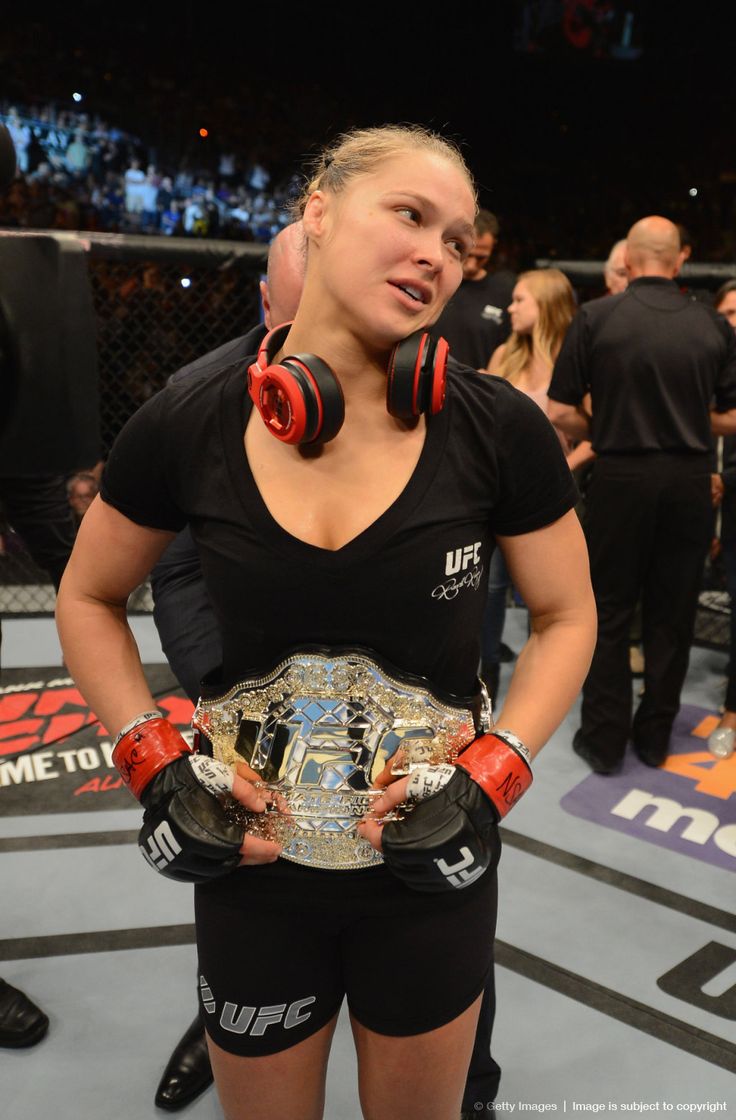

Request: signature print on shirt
left=432, top=542, right=484, bottom=602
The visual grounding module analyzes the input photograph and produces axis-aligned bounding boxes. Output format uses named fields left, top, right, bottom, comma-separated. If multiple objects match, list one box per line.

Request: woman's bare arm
left=55, top=495, right=177, bottom=737
left=493, top=509, right=596, bottom=755
left=566, top=439, right=595, bottom=471
left=58, top=496, right=281, bottom=865
left=359, top=508, right=596, bottom=846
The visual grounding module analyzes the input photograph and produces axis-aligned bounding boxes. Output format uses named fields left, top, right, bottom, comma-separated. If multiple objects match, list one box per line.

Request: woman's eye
left=397, top=206, right=419, bottom=222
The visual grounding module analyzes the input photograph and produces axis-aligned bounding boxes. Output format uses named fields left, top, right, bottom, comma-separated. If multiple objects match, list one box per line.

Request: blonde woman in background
left=481, top=269, right=579, bottom=702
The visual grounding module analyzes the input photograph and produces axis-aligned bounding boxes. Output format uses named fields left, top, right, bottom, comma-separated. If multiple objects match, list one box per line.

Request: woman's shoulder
left=446, top=359, right=533, bottom=412
left=155, top=349, right=249, bottom=425
left=486, top=342, right=507, bottom=375
left=445, top=360, right=563, bottom=444
left=109, top=353, right=248, bottom=463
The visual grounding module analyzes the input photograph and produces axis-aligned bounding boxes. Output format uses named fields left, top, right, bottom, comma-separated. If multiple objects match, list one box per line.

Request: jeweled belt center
left=192, top=650, right=478, bottom=871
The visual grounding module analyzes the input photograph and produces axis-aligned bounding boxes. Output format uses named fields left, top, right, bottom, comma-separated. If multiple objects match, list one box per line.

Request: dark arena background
left=1, top=5, right=735, bottom=1120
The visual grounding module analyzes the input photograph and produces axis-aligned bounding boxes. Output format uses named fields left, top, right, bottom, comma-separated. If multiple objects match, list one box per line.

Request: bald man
left=603, top=238, right=628, bottom=294
left=548, top=216, right=736, bottom=774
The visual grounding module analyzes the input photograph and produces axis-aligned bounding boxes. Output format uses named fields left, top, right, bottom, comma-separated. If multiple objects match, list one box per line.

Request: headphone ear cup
left=294, top=354, right=345, bottom=443
left=247, top=359, right=310, bottom=444
left=386, top=332, right=449, bottom=419
left=428, top=337, right=449, bottom=414
left=247, top=353, right=345, bottom=444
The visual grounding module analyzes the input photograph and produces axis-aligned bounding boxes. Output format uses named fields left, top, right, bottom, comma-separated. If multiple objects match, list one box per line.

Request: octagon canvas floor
left=1, top=610, right=734, bottom=1119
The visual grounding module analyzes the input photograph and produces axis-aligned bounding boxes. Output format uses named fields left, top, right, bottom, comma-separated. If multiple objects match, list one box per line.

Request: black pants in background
left=580, top=454, right=712, bottom=767
left=0, top=474, right=77, bottom=674
left=0, top=474, right=77, bottom=591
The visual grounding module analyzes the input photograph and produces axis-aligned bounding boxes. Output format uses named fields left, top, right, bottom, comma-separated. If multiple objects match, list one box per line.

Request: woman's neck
left=275, top=299, right=392, bottom=409
left=517, top=347, right=552, bottom=390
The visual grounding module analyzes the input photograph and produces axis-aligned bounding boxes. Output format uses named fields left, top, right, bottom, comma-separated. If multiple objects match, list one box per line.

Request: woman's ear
left=302, top=190, right=327, bottom=242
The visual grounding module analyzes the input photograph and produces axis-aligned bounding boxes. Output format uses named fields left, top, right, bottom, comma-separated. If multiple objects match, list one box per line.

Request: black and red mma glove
left=381, top=730, right=532, bottom=893
left=112, top=712, right=244, bottom=883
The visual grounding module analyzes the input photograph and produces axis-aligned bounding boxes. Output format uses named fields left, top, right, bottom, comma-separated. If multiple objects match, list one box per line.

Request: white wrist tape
left=491, top=728, right=533, bottom=767
left=405, top=764, right=456, bottom=802
left=113, top=710, right=163, bottom=748
left=188, top=754, right=235, bottom=796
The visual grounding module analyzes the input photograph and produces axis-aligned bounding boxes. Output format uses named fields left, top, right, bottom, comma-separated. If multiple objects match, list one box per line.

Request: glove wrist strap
left=456, top=732, right=533, bottom=818
left=112, top=717, right=191, bottom=801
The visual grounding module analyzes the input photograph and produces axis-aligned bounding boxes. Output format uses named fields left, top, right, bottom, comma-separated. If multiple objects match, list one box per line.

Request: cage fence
left=1, top=245, right=733, bottom=655
left=0, top=232, right=265, bottom=617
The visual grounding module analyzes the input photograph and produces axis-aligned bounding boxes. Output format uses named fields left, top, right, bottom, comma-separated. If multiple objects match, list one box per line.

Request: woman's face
left=717, top=291, right=736, bottom=331
left=304, top=151, right=476, bottom=348
left=508, top=280, right=539, bottom=336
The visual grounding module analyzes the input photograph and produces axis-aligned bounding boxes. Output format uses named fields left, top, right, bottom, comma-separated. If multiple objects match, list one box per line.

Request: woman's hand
left=357, top=774, right=411, bottom=853
left=232, top=761, right=282, bottom=866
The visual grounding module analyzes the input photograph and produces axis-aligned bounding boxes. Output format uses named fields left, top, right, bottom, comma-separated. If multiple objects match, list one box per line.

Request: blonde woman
left=481, top=269, right=578, bottom=700
left=487, top=268, right=575, bottom=413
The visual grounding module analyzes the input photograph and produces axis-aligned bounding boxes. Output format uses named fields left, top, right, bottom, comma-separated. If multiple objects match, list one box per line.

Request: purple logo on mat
left=561, top=705, right=736, bottom=871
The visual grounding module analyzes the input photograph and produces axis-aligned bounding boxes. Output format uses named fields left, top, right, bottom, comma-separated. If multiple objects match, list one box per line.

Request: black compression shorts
left=194, top=851, right=499, bottom=1057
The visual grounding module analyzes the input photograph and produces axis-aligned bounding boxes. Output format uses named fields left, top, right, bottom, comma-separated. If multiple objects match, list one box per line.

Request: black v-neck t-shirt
left=101, top=360, right=576, bottom=697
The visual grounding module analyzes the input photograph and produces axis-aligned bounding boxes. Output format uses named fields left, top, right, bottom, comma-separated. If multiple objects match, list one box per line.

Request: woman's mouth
left=390, top=281, right=429, bottom=306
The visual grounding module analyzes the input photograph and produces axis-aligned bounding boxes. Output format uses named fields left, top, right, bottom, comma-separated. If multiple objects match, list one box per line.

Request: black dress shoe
left=155, top=1015, right=214, bottom=1112
left=572, top=730, right=620, bottom=776
left=632, top=738, right=669, bottom=768
left=0, top=979, right=49, bottom=1048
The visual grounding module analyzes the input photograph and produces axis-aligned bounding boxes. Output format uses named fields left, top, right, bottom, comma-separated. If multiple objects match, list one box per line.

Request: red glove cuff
left=455, top=733, right=533, bottom=818
left=112, top=717, right=192, bottom=801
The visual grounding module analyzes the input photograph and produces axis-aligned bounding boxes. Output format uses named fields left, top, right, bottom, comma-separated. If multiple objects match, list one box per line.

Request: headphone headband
left=247, top=324, right=448, bottom=445
left=254, top=322, right=293, bottom=371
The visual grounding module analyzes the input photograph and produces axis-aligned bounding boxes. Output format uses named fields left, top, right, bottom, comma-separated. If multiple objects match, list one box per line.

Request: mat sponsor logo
left=561, top=705, right=736, bottom=870
left=0, top=667, right=190, bottom=814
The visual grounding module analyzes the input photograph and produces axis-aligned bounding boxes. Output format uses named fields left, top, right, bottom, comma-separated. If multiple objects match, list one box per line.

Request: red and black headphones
left=246, top=323, right=450, bottom=445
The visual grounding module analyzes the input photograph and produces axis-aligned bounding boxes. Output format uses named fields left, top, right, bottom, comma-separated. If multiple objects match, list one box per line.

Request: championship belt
left=191, top=648, right=484, bottom=871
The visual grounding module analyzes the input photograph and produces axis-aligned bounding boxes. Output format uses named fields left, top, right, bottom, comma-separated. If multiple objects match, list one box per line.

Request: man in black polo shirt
left=548, top=215, right=736, bottom=772
left=432, top=209, right=515, bottom=370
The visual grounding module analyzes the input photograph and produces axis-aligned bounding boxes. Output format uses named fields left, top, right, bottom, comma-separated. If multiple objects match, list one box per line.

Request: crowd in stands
left=0, top=101, right=294, bottom=242
left=3, top=12, right=736, bottom=269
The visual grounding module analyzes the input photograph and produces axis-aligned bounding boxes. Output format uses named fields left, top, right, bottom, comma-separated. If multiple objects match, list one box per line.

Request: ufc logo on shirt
left=434, top=846, right=485, bottom=889
left=445, top=542, right=481, bottom=576
left=140, top=821, right=182, bottom=870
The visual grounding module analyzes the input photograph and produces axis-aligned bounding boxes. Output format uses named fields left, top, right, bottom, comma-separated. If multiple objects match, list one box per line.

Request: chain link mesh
left=3, top=247, right=730, bottom=654
left=1, top=235, right=264, bottom=617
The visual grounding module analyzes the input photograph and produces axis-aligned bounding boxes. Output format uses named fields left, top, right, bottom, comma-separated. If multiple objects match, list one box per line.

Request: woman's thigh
left=342, top=862, right=498, bottom=1039
left=194, top=866, right=346, bottom=1057
left=351, top=994, right=483, bottom=1120
left=207, top=1012, right=339, bottom=1120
